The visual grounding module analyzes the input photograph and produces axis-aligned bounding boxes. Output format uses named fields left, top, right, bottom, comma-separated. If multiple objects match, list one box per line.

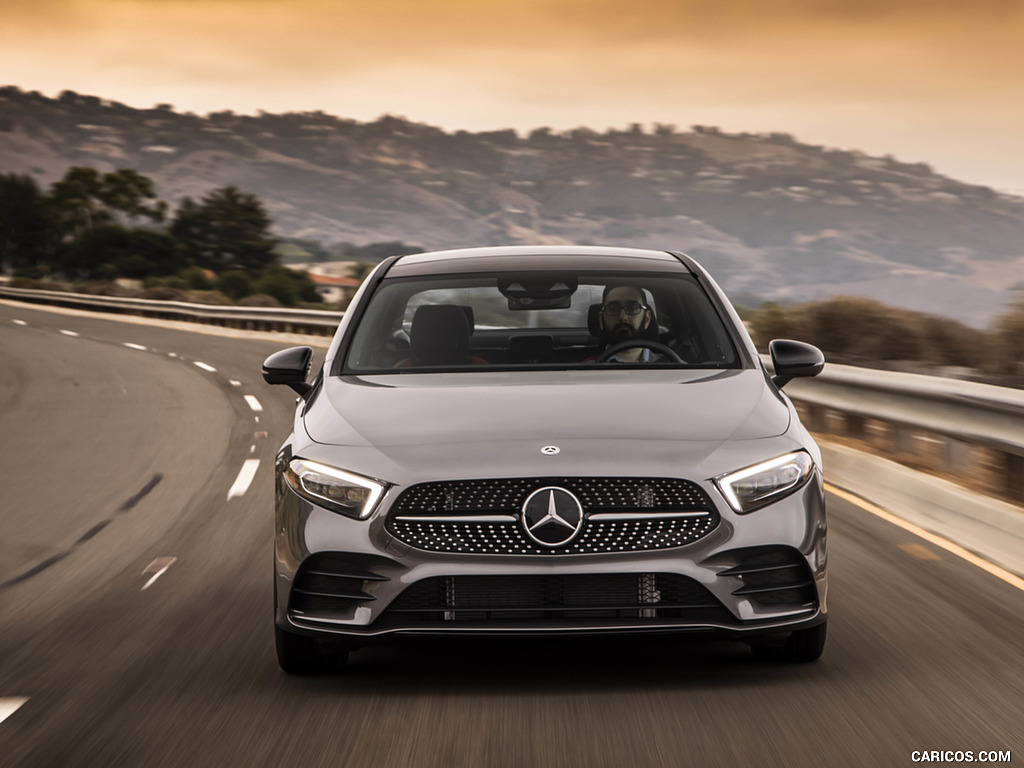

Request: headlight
left=713, top=451, right=814, bottom=514
left=285, top=458, right=386, bottom=519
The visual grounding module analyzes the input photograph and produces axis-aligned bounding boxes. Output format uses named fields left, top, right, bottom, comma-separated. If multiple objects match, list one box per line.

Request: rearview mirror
left=498, top=274, right=577, bottom=310
left=262, top=346, right=314, bottom=397
left=769, top=339, right=824, bottom=389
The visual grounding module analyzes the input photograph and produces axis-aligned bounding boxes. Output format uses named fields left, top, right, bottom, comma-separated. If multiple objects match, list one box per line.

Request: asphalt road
left=0, top=301, right=1020, bottom=768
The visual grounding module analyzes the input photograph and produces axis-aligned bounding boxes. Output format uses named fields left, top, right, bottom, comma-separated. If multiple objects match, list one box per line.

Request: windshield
left=342, top=271, right=740, bottom=373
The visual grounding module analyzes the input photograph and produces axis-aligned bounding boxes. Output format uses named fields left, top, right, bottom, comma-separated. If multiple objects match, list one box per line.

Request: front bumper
left=274, top=468, right=827, bottom=643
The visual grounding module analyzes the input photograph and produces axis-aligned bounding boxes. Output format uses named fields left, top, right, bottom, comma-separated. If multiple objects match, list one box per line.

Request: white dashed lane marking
left=227, top=459, right=260, bottom=500
left=244, top=395, right=263, bottom=412
left=59, top=329, right=79, bottom=337
left=0, top=698, right=28, bottom=725
left=123, top=343, right=147, bottom=351
left=141, top=557, right=177, bottom=591
left=193, top=361, right=217, bottom=372
left=230, top=380, right=242, bottom=387
left=12, top=319, right=27, bottom=326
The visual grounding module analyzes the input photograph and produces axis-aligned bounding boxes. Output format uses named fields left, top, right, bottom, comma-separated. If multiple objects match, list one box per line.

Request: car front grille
left=379, top=573, right=733, bottom=626
left=386, top=477, right=720, bottom=555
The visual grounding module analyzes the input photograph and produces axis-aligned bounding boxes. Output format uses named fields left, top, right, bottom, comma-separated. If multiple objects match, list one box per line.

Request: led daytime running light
left=714, top=451, right=813, bottom=514
left=287, top=458, right=385, bottom=519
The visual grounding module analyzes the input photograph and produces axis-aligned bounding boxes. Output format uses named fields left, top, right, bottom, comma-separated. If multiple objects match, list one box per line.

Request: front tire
left=275, top=625, right=348, bottom=674
left=750, top=622, right=826, bottom=663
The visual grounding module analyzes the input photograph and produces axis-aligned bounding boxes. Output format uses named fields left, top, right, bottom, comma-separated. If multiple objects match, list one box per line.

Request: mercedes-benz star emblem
left=521, top=487, right=583, bottom=548
left=541, top=445, right=560, bottom=455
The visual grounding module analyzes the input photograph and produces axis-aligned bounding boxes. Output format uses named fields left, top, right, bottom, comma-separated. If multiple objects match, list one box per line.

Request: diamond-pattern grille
left=386, top=477, right=720, bottom=555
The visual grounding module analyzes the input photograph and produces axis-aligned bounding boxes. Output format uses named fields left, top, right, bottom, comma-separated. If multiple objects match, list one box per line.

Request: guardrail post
left=844, top=412, right=865, bottom=440
left=1004, top=453, right=1024, bottom=502
left=893, top=426, right=917, bottom=457
left=794, top=403, right=824, bottom=432
left=947, top=439, right=972, bottom=477
left=915, top=433, right=948, bottom=472
left=824, top=409, right=845, bottom=435
left=865, top=419, right=891, bottom=452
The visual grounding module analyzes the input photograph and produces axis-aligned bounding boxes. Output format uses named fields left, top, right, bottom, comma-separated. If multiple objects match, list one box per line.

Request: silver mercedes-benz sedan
left=263, top=246, right=827, bottom=673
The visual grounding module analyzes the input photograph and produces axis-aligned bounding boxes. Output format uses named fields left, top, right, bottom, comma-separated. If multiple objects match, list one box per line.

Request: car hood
left=305, top=368, right=789, bottom=453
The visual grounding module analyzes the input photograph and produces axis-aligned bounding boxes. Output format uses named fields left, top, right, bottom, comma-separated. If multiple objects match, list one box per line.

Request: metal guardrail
left=0, top=286, right=343, bottom=336
left=786, top=365, right=1024, bottom=502
left=4, top=285, right=1023, bottom=502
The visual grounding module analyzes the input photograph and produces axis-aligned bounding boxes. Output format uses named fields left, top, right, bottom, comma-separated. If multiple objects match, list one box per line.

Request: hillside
left=3, top=86, right=1024, bottom=326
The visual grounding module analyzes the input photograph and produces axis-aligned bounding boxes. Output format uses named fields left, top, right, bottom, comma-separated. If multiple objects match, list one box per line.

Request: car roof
left=386, top=245, right=691, bottom=277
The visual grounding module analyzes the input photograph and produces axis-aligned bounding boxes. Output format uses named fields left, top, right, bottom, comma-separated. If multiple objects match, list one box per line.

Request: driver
left=598, top=285, right=654, bottom=362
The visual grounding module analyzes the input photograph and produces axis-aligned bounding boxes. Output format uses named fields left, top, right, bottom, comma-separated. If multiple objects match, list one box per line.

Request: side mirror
left=262, top=346, right=314, bottom=397
left=769, top=339, right=824, bottom=389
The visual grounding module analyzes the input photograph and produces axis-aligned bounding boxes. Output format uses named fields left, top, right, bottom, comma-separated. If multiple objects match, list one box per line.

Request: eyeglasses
left=602, top=301, right=648, bottom=317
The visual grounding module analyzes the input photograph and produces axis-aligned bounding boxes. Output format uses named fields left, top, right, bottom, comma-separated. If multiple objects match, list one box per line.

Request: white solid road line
left=141, top=557, right=177, bottom=591
left=12, top=319, right=27, bottom=326
left=0, top=698, right=28, bottom=724
left=123, top=342, right=147, bottom=351
left=243, top=395, right=263, bottom=412
left=227, top=459, right=260, bottom=500
left=193, top=361, right=217, bottom=372
left=59, top=329, right=79, bottom=337
left=825, top=482, right=1024, bottom=593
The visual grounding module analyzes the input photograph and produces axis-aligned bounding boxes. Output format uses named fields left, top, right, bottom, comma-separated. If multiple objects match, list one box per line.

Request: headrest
left=410, top=305, right=472, bottom=365
left=454, top=304, right=474, bottom=330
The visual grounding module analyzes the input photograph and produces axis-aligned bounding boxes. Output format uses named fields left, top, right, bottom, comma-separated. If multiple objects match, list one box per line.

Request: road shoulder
left=821, top=440, right=1024, bottom=579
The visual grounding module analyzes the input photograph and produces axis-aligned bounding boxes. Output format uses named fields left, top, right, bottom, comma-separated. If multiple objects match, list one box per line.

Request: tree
left=45, top=167, right=169, bottom=279
left=47, top=167, right=108, bottom=242
left=47, top=167, right=165, bottom=242
left=62, top=225, right=186, bottom=281
left=0, top=174, right=50, bottom=275
left=218, top=270, right=254, bottom=301
left=171, top=186, right=277, bottom=273
left=255, top=266, right=321, bottom=306
left=97, top=169, right=166, bottom=223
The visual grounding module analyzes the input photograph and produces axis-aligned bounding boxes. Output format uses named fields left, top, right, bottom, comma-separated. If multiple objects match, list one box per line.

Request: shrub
left=178, top=265, right=213, bottom=290
left=237, top=293, right=281, bottom=307
left=184, top=290, right=233, bottom=305
left=750, top=296, right=989, bottom=368
left=990, top=296, right=1024, bottom=374
left=141, top=285, right=188, bottom=301
left=218, top=270, right=254, bottom=301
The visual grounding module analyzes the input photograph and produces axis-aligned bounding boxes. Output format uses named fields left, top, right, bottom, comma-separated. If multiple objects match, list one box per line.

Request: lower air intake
left=379, top=572, right=733, bottom=627
left=718, top=547, right=818, bottom=610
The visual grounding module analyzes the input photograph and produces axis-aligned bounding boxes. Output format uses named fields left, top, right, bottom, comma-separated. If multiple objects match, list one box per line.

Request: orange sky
left=4, top=0, right=1024, bottom=190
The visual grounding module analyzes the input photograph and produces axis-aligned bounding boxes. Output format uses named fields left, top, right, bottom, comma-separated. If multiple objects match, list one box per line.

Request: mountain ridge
left=3, top=86, right=1024, bottom=327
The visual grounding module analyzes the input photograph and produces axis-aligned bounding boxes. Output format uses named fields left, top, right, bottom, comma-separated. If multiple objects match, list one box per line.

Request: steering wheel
left=595, top=339, right=684, bottom=363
